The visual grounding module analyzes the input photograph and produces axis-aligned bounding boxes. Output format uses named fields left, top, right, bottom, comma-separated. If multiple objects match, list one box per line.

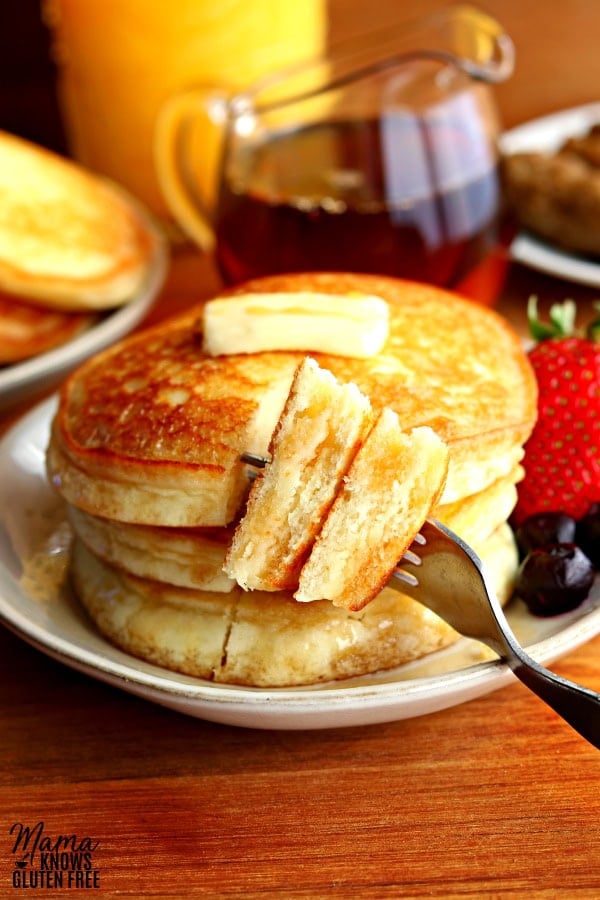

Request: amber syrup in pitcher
left=215, top=116, right=500, bottom=286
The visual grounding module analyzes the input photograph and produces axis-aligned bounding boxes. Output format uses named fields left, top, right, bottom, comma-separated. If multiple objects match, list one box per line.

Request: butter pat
left=201, top=292, right=390, bottom=358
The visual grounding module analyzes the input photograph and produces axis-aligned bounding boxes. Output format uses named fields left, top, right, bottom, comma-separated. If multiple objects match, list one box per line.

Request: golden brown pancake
left=0, top=129, right=158, bottom=311
left=435, top=466, right=523, bottom=548
left=47, top=273, right=537, bottom=528
left=0, top=292, right=93, bottom=364
left=71, top=523, right=518, bottom=687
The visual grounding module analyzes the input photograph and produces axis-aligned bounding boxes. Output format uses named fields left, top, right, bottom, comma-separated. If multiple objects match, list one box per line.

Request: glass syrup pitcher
left=155, top=4, right=514, bottom=287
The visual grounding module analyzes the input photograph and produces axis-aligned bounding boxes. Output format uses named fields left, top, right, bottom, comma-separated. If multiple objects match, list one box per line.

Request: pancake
left=47, top=273, right=537, bottom=528
left=47, top=330, right=298, bottom=527
left=71, top=522, right=518, bottom=687
left=0, top=129, right=158, bottom=311
left=434, top=466, right=523, bottom=548
left=67, top=504, right=235, bottom=592
left=0, top=292, right=93, bottom=364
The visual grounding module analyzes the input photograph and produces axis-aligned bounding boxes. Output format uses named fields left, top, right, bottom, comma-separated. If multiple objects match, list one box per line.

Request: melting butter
left=201, top=291, right=390, bottom=358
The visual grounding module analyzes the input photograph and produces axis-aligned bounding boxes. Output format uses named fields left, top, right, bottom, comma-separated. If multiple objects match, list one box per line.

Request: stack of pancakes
left=0, top=130, right=158, bottom=366
left=47, top=272, right=537, bottom=687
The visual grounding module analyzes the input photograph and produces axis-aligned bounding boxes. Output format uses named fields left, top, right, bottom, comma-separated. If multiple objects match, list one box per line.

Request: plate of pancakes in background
left=0, top=130, right=168, bottom=412
left=500, top=102, right=600, bottom=286
left=1, top=272, right=599, bottom=730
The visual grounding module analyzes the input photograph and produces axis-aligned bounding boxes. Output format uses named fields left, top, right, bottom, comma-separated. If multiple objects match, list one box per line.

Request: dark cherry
left=515, top=543, right=595, bottom=617
left=514, top=512, right=577, bottom=559
left=575, top=503, right=600, bottom=568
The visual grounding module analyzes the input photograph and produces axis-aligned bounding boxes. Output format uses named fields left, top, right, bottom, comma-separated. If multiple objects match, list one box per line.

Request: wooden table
left=1, top=246, right=600, bottom=899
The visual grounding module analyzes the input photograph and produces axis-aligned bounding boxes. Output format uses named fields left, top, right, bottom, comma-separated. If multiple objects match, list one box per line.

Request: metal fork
left=392, top=519, right=600, bottom=750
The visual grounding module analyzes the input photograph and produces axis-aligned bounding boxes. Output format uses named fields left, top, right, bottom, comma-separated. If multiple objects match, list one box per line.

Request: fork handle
left=507, top=653, right=600, bottom=750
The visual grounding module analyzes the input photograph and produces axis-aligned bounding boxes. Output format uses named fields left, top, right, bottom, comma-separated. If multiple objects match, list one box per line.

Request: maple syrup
left=215, top=116, right=500, bottom=286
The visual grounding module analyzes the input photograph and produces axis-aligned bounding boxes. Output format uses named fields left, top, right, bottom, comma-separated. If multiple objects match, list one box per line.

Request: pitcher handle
left=154, top=87, right=228, bottom=252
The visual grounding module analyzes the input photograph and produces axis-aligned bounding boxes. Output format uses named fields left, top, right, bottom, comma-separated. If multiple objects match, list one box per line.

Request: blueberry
left=575, top=503, right=600, bottom=568
left=514, top=512, right=577, bottom=559
left=515, top=543, right=595, bottom=617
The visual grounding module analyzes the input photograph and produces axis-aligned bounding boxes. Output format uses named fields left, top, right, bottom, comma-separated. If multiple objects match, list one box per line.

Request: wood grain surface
left=2, top=2, right=600, bottom=897
left=2, top=616, right=600, bottom=898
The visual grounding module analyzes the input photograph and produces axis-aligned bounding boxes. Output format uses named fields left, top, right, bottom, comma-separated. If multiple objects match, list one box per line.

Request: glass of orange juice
left=42, top=0, right=327, bottom=225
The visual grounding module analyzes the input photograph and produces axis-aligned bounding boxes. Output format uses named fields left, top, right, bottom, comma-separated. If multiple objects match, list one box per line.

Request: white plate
left=499, top=103, right=600, bottom=286
left=1, top=397, right=599, bottom=731
left=0, top=221, right=168, bottom=412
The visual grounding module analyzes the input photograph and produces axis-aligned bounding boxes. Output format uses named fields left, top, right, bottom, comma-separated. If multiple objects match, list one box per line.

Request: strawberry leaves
left=527, top=295, right=576, bottom=341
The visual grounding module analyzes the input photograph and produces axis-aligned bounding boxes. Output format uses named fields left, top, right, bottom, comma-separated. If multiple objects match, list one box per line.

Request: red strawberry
left=513, top=297, right=600, bottom=526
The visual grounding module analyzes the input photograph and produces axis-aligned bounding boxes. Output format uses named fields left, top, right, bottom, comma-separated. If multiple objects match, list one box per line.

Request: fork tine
left=393, top=567, right=419, bottom=588
left=392, top=529, right=427, bottom=583
left=240, top=451, right=270, bottom=468
left=402, top=548, right=422, bottom=566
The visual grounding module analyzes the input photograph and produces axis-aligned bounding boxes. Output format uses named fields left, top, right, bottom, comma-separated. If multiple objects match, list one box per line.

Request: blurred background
left=3, top=0, right=600, bottom=156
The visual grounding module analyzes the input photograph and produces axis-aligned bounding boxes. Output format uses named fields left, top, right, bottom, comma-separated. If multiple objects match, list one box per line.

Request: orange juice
left=43, top=0, right=327, bottom=219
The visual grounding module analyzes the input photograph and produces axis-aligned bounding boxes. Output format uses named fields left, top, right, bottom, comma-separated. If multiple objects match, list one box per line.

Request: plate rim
left=1, top=396, right=599, bottom=729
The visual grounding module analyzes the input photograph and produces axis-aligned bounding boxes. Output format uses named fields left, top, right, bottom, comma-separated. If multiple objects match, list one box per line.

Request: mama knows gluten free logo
left=8, top=821, right=100, bottom=890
